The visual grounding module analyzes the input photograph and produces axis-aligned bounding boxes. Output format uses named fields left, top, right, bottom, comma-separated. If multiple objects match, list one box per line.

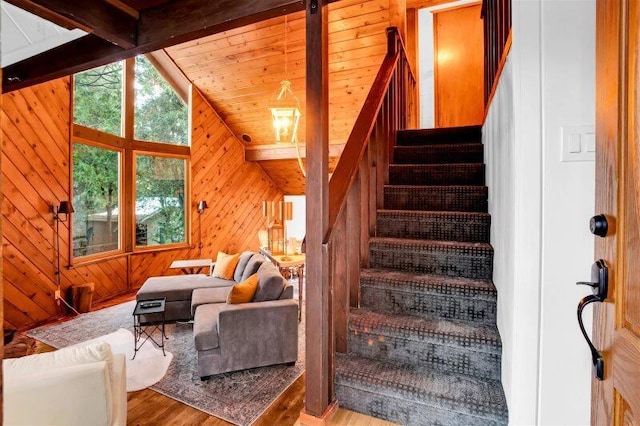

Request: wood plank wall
left=165, top=0, right=395, bottom=194
left=1, top=80, right=282, bottom=330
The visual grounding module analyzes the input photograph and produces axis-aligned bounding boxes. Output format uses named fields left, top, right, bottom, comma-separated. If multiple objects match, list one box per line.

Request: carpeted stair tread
left=360, top=268, right=496, bottom=300
left=360, top=269, right=498, bottom=324
left=389, top=163, right=485, bottom=186
left=369, top=237, right=493, bottom=280
left=384, top=185, right=488, bottom=212
left=396, top=126, right=482, bottom=146
left=393, top=143, right=484, bottom=164
left=335, top=352, right=508, bottom=425
left=377, top=210, right=490, bottom=242
left=349, top=308, right=502, bottom=354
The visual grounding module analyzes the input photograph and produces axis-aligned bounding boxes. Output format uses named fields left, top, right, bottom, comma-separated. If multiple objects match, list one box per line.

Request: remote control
left=141, top=301, right=161, bottom=308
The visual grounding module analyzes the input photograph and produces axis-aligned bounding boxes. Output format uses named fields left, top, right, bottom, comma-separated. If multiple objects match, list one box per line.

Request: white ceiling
left=1, top=1, right=86, bottom=67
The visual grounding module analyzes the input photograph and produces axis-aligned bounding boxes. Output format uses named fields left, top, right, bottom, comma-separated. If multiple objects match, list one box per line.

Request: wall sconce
left=52, top=201, right=79, bottom=314
left=197, top=200, right=208, bottom=254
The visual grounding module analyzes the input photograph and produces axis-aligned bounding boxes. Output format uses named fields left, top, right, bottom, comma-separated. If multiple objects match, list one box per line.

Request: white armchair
left=3, top=341, right=126, bottom=426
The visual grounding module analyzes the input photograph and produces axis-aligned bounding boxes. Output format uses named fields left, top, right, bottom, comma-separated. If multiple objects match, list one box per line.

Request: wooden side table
left=260, top=249, right=305, bottom=321
left=169, top=258, right=212, bottom=275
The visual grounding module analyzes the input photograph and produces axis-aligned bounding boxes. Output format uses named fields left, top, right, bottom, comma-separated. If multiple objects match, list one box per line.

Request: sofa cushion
left=138, top=275, right=232, bottom=302
left=227, top=274, right=259, bottom=304
left=212, top=252, right=240, bottom=279
left=191, top=287, right=230, bottom=316
left=194, top=304, right=224, bottom=351
left=240, top=253, right=265, bottom=282
left=233, top=251, right=255, bottom=282
left=253, top=262, right=285, bottom=302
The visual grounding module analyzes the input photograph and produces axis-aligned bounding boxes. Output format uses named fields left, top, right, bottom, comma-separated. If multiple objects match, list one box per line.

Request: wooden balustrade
left=482, top=0, right=512, bottom=108
left=322, top=24, right=417, bottom=397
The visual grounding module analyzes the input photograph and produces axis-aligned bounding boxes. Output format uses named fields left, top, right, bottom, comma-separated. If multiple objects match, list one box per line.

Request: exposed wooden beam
left=5, top=0, right=137, bottom=48
left=2, top=0, right=310, bottom=93
left=245, top=143, right=345, bottom=162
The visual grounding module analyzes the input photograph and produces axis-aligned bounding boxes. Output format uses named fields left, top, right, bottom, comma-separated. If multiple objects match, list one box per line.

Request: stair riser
left=396, top=127, right=482, bottom=146
left=393, top=146, right=483, bottom=164
left=369, top=245, right=494, bottom=280
left=384, top=189, right=488, bottom=212
left=389, top=165, right=485, bottom=185
left=335, top=384, right=507, bottom=426
left=349, top=331, right=501, bottom=381
left=360, top=285, right=497, bottom=324
left=377, top=214, right=490, bottom=242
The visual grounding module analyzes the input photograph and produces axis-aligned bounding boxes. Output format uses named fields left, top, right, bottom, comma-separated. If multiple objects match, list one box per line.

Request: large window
left=74, top=62, right=123, bottom=136
left=135, top=155, right=186, bottom=247
left=72, top=143, right=121, bottom=257
left=72, top=56, right=190, bottom=260
left=134, top=56, right=188, bottom=145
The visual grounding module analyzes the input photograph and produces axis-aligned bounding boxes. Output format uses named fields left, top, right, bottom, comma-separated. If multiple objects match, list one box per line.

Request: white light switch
left=561, top=125, right=595, bottom=162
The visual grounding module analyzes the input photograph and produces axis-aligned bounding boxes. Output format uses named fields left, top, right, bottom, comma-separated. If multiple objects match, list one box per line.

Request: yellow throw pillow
left=227, top=274, right=259, bottom=304
left=212, top=252, right=240, bottom=280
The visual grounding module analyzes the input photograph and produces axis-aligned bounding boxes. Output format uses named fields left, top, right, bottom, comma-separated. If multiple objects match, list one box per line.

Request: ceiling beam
left=5, top=0, right=137, bottom=48
left=2, top=0, right=309, bottom=93
left=145, top=50, right=191, bottom=103
left=245, top=143, right=345, bottom=162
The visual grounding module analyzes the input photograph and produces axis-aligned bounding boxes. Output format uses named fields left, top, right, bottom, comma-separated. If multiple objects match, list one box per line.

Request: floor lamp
left=197, top=200, right=208, bottom=254
left=53, top=201, right=79, bottom=314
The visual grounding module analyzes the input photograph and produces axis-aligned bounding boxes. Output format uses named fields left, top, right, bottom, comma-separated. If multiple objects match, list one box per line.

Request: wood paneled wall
left=165, top=0, right=395, bottom=194
left=1, top=80, right=281, bottom=330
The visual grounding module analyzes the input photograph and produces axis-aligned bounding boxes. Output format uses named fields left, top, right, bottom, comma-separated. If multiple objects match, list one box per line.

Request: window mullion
left=124, top=58, right=136, bottom=253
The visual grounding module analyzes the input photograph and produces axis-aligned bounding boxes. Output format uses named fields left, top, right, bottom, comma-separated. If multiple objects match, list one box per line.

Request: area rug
left=69, top=328, right=173, bottom=392
left=27, top=300, right=305, bottom=426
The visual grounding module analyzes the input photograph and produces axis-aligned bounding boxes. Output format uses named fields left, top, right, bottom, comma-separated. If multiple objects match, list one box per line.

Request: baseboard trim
left=299, top=400, right=339, bottom=425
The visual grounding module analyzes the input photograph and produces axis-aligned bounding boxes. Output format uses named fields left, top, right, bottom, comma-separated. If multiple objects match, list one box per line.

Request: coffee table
left=132, top=298, right=167, bottom=359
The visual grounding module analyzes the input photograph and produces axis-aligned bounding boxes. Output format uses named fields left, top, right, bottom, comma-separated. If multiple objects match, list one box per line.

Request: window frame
left=70, top=139, right=125, bottom=262
left=70, top=56, right=192, bottom=265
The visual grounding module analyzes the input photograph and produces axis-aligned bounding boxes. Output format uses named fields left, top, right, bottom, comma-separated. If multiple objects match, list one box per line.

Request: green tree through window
left=135, top=56, right=188, bottom=145
left=74, top=62, right=123, bottom=136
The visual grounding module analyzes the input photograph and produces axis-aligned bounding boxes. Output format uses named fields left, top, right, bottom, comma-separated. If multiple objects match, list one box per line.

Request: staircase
left=334, top=125, right=508, bottom=425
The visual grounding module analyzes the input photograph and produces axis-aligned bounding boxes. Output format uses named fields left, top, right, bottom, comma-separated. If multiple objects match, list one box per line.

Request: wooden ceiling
left=165, top=0, right=392, bottom=194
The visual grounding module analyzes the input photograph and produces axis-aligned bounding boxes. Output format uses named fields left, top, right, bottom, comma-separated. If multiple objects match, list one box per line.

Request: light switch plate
left=561, top=125, right=595, bottom=162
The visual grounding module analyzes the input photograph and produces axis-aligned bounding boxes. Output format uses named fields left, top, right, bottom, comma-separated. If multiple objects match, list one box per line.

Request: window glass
left=74, top=62, right=123, bottom=136
left=72, top=143, right=121, bottom=257
left=134, top=56, right=189, bottom=145
left=135, top=154, right=186, bottom=247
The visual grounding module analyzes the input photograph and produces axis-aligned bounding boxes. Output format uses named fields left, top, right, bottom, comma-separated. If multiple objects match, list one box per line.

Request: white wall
left=284, top=195, right=305, bottom=253
left=484, top=1, right=596, bottom=424
left=538, top=1, right=595, bottom=424
left=418, top=9, right=434, bottom=128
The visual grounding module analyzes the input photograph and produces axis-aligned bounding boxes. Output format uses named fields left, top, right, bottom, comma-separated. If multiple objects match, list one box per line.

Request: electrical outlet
left=54, top=289, right=61, bottom=300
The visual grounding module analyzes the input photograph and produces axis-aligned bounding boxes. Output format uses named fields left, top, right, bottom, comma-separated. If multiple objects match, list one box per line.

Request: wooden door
left=433, top=3, right=484, bottom=128
left=592, top=0, right=640, bottom=424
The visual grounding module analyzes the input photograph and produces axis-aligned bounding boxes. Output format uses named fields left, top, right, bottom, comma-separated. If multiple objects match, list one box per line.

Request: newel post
left=301, top=0, right=336, bottom=423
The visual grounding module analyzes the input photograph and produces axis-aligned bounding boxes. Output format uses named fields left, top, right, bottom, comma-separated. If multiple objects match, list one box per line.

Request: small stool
left=191, top=287, right=231, bottom=316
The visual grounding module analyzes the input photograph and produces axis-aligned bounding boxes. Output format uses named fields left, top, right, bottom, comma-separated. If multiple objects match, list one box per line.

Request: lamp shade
left=58, top=201, right=74, bottom=215
left=282, top=201, right=293, bottom=221
left=197, top=200, right=208, bottom=212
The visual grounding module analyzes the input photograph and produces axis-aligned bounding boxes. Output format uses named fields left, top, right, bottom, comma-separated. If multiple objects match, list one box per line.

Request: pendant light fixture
left=268, top=15, right=301, bottom=145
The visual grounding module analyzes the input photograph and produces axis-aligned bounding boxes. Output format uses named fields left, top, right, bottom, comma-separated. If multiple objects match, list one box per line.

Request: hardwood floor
left=30, top=292, right=396, bottom=426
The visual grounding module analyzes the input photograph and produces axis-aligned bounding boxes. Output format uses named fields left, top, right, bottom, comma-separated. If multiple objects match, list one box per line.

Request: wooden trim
left=145, top=50, right=191, bottom=104
left=131, top=140, right=191, bottom=156
left=245, top=143, right=345, bottom=162
left=73, top=125, right=127, bottom=148
left=483, top=30, right=512, bottom=120
left=69, top=251, right=130, bottom=268
left=299, top=400, right=339, bottom=426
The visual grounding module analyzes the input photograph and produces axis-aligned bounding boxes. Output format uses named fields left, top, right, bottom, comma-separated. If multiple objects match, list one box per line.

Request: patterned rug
left=27, top=300, right=305, bottom=426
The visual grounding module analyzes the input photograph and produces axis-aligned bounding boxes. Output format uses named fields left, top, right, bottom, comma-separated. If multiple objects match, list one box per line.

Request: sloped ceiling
left=0, top=1, right=86, bottom=67
left=165, top=0, right=393, bottom=194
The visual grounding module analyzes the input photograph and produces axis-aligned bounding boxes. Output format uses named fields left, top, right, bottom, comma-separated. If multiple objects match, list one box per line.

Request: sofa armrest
left=217, top=299, right=298, bottom=365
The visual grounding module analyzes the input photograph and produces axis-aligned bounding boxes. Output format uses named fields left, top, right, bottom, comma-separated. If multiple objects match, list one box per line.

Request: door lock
left=576, top=259, right=608, bottom=380
left=590, top=214, right=609, bottom=237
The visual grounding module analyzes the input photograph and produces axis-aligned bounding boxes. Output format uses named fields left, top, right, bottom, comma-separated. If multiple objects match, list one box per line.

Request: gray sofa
left=136, top=251, right=298, bottom=378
